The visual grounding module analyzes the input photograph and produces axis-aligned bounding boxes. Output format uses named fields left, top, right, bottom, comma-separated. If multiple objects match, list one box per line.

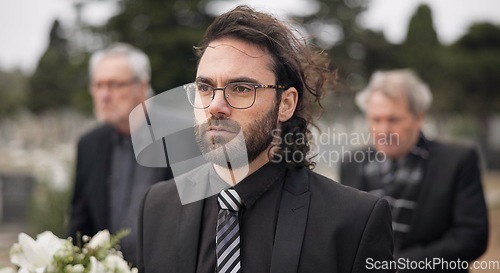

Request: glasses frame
left=184, top=81, right=287, bottom=109
left=90, top=78, right=139, bottom=93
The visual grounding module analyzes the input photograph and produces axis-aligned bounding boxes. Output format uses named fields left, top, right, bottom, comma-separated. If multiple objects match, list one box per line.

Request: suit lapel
left=403, top=138, right=434, bottom=244
left=89, top=127, right=114, bottom=230
left=174, top=164, right=215, bottom=273
left=175, top=200, right=204, bottom=273
left=270, top=167, right=310, bottom=273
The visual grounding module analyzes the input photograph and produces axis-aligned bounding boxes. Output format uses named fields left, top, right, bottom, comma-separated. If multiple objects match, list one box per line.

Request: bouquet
left=0, top=230, right=137, bottom=273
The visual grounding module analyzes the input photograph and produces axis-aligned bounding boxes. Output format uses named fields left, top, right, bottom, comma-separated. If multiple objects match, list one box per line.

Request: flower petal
left=87, top=230, right=110, bottom=249
left=0, top=268, right=16, bottom=273
left=35, top=231, right=65, bottom=257
left=17, top=233, right=51, bottom=268
left=89, top=256, right=106, bottom=273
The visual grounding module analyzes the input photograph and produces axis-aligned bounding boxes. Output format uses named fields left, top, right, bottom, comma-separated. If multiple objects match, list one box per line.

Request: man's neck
left=213, top=148, right=271, bottom=186
left=115, top=124, right=131, bottom=135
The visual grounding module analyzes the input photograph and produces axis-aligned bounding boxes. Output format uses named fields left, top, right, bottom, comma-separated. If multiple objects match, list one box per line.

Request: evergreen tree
left=26, top=20, right=92, bottom=113
left=95, top=0, right=213, bottom=93
left=27, top=20, right=71, bottom=112
left=299, top=0, right=369, bottom=93
left=0, top=69, right=28, bottom=116
left=27, top=20, right=90, bottom=113
left=445, top=23, right=500, bottom=148
left=399, top=4, right=442, bottom=81
left=404, top=4, right=439, bottom=48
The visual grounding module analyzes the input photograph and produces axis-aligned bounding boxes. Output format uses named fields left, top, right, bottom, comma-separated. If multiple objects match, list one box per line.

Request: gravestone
left=0, top=174, right=35, bottom=223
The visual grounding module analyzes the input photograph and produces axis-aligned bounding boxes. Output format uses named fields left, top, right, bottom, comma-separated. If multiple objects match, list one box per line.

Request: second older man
left=341, top=69, right=488, bottom=272
left=69, top=43, right=172, bottom=266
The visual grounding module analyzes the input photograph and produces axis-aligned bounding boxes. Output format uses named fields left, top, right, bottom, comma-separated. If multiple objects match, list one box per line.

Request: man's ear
left=415, top=113, right=426, bottom=129
left=138, top=80, right=149, bottom=101
left=278, top=87, right=298, bottom=122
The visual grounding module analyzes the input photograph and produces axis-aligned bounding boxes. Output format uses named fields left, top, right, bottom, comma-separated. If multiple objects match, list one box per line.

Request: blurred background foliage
left=0, top=0, right=500, bottom=246
left=1, top=0, right=498, bottom=148
left=97, top=0, right=214, bottom=91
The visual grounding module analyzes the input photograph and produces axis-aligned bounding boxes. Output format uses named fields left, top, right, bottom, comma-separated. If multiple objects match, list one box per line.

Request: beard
left=194, top=104, right=279, bottom=169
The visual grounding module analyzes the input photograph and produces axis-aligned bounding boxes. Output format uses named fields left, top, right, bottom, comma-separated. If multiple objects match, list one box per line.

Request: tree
left=26, top=20, right=90, bottom=113
left=399, top=4, right=442, bottom=83
left=94, top=0, right=213, bottom=93
left=0, top=69, right=28, bottom=117
left=404, top=4, right=439, bottom=48
left=299, top=0, right=370, bottom=92
left=359, top=29, right=398, bottom=76
left=444, top=23, right=500, bottom=148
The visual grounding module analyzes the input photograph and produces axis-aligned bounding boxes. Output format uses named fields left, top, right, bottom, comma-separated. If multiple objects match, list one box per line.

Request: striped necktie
left=216, top=188, right=242, bottom=273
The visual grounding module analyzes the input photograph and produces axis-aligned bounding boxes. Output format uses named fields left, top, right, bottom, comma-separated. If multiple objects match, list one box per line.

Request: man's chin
left=203, top=153, right=249, bottom=170
left=96, top=111, right=116, bottom=123
left=375, top=145, right=401, bottom=159
left=201, top=135, right=231, bottom=149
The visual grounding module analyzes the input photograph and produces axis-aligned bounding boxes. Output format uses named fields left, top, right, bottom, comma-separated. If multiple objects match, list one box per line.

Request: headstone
left=0, top=174, right=35, bottom=223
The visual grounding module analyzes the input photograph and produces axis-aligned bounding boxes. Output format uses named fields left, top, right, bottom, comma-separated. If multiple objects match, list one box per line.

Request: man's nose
left=92, top=87, right=112, bottom=102
left=208, top=90, right=231, bottom=116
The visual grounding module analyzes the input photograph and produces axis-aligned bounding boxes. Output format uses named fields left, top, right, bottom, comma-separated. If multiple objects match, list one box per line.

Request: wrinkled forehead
left=366, top=90, right=412, bottom=117
left=92, top=55, right=133, bottom=79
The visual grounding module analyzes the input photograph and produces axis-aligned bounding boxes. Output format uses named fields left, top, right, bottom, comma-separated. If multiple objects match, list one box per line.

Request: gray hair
left=355, top=69, right=433, bottom=116
left=89, top=43, right=154, bottom=98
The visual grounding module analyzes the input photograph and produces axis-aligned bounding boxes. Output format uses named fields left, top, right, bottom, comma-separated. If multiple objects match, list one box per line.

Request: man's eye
left=388, top=117, right=400, bottom=124
left=232, top=84, right=252, bottom=93
left=197, top=84, right=212, bottom=93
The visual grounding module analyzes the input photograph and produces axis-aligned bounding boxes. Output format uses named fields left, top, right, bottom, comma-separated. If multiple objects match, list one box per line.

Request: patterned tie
left=216, top=188, right=242, bottom=273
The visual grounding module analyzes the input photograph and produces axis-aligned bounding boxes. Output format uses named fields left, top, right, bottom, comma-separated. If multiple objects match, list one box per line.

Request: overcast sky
left=1, top=0, right=499, bottom=74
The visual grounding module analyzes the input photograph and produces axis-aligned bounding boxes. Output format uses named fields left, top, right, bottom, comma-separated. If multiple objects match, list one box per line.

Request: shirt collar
left=233, top=162, right=286, bottom=209
left=111, top=126, right=132, bottom=146
left=409, top=132, right=430, bottom=159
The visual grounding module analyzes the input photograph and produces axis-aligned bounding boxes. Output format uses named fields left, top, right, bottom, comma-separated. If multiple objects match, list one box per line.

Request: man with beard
left=138, top=6, right=394, bottom=273
left=341, top=69, right=488, bottom=272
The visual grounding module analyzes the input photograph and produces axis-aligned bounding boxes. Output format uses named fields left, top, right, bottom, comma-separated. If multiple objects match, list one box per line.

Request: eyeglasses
left=91, top=79, right=138, bottom=93
left=184, top=82, right=286, bottom=109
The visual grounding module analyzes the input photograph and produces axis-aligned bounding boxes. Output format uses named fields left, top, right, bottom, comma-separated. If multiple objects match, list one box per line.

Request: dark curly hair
left=194, top=5, right=334, bottom=169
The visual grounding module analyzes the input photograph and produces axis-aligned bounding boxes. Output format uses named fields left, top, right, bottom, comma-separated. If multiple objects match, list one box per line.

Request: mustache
left=195, top=116, right=241, bottom=134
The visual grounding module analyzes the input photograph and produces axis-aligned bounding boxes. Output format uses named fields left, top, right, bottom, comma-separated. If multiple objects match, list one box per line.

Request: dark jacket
left=138, top=165, right=395, bottom=273
left=69, top=124, right=172, bottom=238
left=341, top=138, right=489, bottom=272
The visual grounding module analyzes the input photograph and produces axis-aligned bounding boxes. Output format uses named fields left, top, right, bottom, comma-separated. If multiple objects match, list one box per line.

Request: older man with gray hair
left=341, top=69, right=488, bottom=272
left=69, top=43, right=172, bottom=266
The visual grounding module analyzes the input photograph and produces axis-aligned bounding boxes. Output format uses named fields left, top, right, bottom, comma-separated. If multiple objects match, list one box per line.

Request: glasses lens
left=225, top=83, right=255, bottom=109
left=185, top=82, right=213, bottom=109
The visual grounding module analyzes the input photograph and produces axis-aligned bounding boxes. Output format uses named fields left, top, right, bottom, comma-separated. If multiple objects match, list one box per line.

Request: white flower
left=89, top=256, right=106, bottom=273
left=65, top=264, right=85, bottom=273
left=103, top=254, right=133, bottom=273
left=5, top=229, right=136, bottom=273
left=0, top=268, right=16, bottom=273
left=10, top=231, right=65, bottom=273
left=87, top=230, right=111, bottom=249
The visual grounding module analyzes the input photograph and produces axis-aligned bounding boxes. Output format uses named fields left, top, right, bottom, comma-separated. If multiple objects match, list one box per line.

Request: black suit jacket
left=138, top=165, right=395, bottom=273
left=341, top=139, right=488, bottom=272
left=69, top=124, right=172, bottom=238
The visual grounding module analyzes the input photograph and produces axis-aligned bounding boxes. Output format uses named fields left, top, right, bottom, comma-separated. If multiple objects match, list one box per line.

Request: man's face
left=194, top=37, right=280, bottom=168
left=91, top=55, right=146, bottom=133
left=366, top=91, right=423, bottom=160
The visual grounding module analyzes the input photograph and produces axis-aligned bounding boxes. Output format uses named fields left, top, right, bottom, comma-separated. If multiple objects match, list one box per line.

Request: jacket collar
left=174, top=166, right=311, bottom=273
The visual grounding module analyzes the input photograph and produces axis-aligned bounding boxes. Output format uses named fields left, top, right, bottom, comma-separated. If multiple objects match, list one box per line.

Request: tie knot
left=217, top=188, right=242, bottom=211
